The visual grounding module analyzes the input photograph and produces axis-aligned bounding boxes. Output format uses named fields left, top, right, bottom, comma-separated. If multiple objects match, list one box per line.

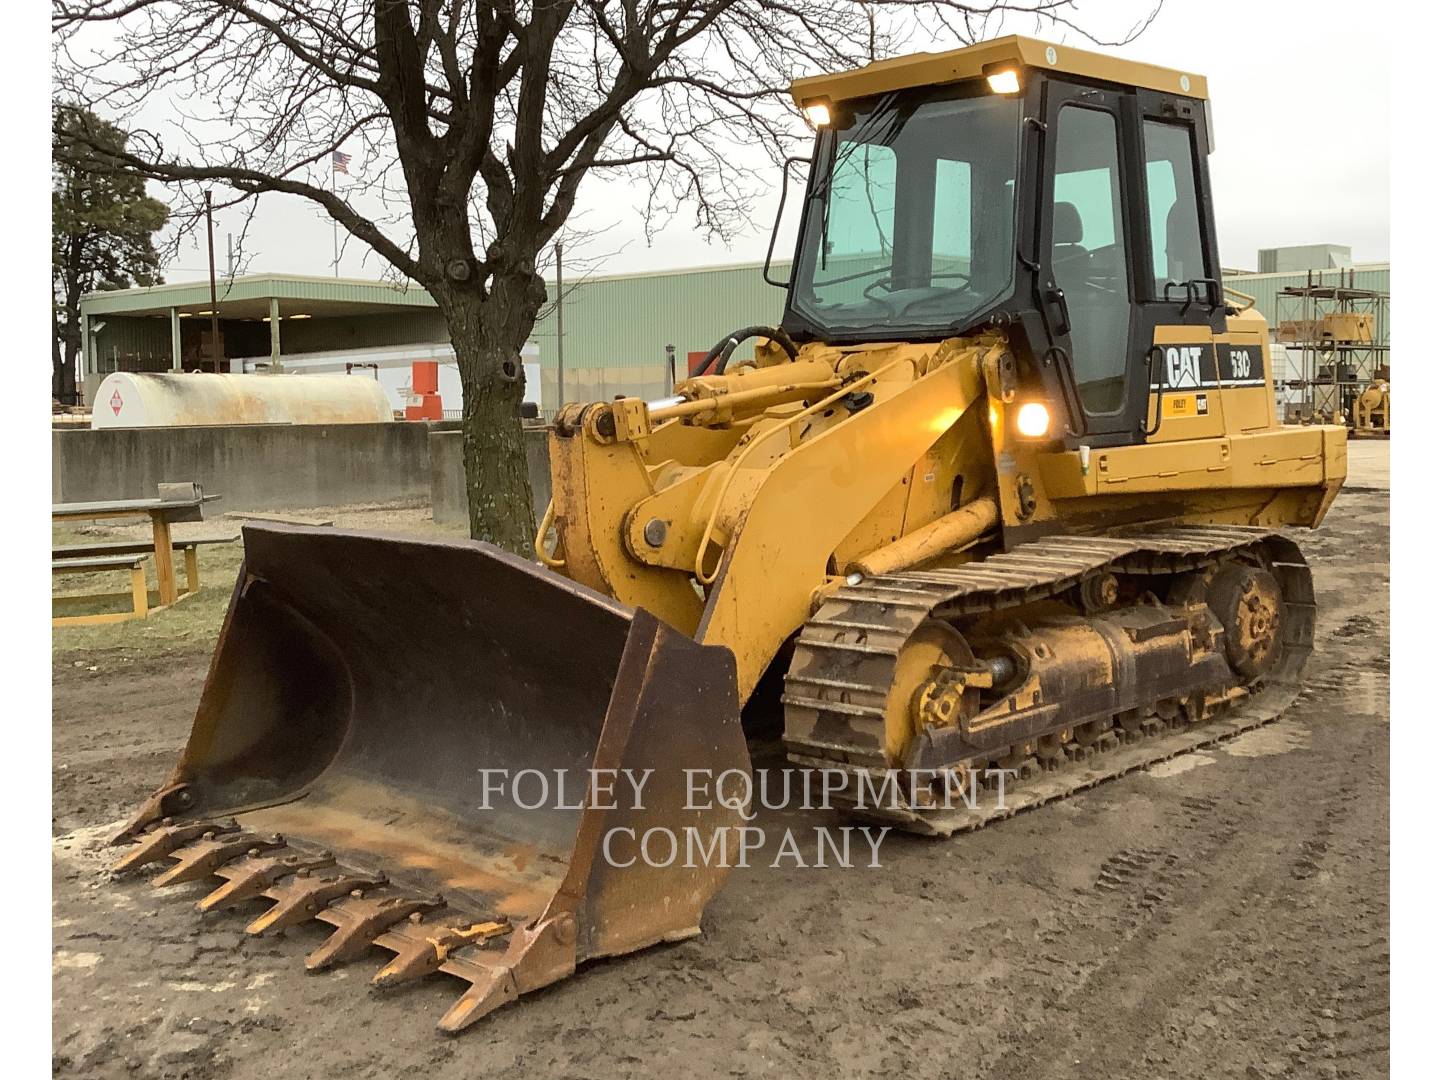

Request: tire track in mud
left=982, top=737, right=1383, bottom=1076
left=973, top=506, right=1389, bottom=1080
left=52, top=662, right=203, bottom=836
left=51, top=491, right=1389, bottom=1079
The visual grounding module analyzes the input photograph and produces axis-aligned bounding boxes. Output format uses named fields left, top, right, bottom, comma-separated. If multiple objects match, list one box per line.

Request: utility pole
left=205, top=190, right=221, bottom=373
left=555, top=241, right=565, bottom=409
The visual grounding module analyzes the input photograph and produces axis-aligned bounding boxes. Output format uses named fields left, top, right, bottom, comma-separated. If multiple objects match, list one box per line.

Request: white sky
left=159, top=1, right=1390, bottom=283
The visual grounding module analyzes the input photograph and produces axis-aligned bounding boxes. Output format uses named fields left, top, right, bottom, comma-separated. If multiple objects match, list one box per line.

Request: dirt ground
left=52, top=469, right=1389, bottom=1079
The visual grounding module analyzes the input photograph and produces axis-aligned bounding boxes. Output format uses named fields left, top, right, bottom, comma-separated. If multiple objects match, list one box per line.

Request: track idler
left=111, top=525, right=750, bottom=1033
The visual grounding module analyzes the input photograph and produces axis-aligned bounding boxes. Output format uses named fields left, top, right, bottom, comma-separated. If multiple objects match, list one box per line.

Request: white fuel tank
left=91, top=372, right=394, bottom=429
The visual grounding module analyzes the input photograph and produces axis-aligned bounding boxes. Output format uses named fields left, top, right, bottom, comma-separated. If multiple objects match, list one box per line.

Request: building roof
left=78, top=262, right=797, bottom=320
left=80, top=273, right=438, bottom=320
left=790, top=34, right=1207, bottom=106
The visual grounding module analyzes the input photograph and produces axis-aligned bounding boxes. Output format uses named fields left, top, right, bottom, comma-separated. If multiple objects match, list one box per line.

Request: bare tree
left=52, top=0, right=1158, bottom=553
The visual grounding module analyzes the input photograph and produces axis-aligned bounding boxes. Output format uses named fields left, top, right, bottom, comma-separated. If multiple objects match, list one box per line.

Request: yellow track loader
left=112, top=35, right=1346, bottom=1033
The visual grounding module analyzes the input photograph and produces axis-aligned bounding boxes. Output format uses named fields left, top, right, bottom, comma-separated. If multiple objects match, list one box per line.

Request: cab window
left=1143, top=121, right=1207, bottom=293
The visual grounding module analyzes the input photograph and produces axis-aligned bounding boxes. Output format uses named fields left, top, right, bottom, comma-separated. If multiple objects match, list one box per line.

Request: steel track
left=782, top=526, right=1315, bottom=836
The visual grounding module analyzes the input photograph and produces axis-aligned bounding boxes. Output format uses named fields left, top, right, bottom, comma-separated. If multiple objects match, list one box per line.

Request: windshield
left=788, top=86, right=1022, bottom=338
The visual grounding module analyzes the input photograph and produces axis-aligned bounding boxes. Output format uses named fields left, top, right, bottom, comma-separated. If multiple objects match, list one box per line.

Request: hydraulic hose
left=700, top=325, right=799, bottom=376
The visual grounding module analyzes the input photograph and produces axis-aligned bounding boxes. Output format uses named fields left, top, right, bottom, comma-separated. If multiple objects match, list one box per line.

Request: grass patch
left=51, top=506, right=464, bottom=666
left=52, top=526, right=243, bottom=664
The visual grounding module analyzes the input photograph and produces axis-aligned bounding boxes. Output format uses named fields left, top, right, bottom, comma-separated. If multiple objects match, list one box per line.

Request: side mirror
left=762, top=155, right=813, bottom=289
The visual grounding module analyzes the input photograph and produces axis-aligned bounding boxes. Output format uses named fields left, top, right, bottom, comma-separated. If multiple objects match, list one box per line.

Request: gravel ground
left=52, top=484, right=1389, bottom=1079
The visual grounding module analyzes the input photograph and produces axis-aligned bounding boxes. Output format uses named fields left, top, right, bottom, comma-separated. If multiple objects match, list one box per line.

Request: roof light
left=985, top=67, right=1021, bottom=95
left=802, top=101, right=832, bottom=128
left=288, top=313, right=312, bottom=319
left=1016, top=401, right=1050, bottom=438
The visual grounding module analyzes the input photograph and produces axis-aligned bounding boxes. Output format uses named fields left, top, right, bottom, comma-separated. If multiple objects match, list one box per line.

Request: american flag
left=332, top=149, right=352, bottom=175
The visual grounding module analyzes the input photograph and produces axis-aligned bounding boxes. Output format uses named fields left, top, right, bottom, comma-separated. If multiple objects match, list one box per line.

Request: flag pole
left=331, top=158, right=339, bottom=278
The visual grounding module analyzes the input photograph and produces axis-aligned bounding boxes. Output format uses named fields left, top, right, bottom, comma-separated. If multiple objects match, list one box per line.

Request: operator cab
left=775, top=36, right=1224, bottom=449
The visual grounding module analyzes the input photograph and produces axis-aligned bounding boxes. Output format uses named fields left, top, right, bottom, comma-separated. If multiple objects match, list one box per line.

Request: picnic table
left=53, top=484, right=222, bottom=607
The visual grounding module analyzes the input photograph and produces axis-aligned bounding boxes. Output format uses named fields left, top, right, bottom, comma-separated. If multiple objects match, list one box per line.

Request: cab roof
left=789, top=34, right=1207, bottom=106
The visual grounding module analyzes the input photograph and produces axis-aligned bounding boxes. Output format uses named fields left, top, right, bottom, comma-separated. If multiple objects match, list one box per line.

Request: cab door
left=1035, top=80, right=1227, bottom=447
left=1036, top=80, right=1142, bottom=446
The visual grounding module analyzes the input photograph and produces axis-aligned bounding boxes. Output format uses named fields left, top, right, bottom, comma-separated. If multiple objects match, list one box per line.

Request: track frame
left=783, top=526, right=1314, bottom=836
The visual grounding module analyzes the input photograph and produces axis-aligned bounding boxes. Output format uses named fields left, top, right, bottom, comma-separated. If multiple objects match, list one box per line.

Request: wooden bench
left=52, top=553, right=152, bottom=626
left=54, top=487, right=219, bottom=608
left=51, top=536, right=238, bottom=597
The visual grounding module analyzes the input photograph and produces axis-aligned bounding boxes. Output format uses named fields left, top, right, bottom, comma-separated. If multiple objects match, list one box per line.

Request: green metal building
left=78, top=259, right=1390, bottom=413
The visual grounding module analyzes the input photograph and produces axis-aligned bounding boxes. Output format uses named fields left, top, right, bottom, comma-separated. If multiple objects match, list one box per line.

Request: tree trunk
left=438, top=281, right=541, bottom=555
left=56, top=275, right=83, bottom=406
left=60, top=330, right=80, bottom=406
left=52, top=305, right=65, bottom=403
left=53, top=304, right=80, bottom=406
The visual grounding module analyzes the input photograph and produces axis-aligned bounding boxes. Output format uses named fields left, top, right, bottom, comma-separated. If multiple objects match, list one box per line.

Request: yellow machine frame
left=541, top=316, right=1344, bottom=702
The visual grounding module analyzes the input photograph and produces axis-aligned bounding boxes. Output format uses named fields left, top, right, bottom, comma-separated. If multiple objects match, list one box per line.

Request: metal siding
left=79, top=264, right=1391, bottom=403
left=529, top=262, right=788, bottom=376
left=525, top=262, right=1391, bottom=403
left=1224, top=267, right=1389, bottom=346
left=87, top=315, right=173, bottom=370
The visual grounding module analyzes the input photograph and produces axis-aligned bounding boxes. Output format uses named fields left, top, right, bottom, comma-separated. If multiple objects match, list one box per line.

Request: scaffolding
left=1272, top=268, right=1389, bottom=433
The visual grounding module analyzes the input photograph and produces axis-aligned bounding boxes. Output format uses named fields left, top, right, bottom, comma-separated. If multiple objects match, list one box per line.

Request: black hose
left=700, top=325, right=799, bottom=376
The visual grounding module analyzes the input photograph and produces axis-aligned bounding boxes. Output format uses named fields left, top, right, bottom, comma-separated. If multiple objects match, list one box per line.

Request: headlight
left=982, top=62, right=1023, bottom=95
left=802, top=101, right=832, bottom=128
left=985, top=68, right=1021, bottom=95
left=1015, top=402, right=1050, bottom=438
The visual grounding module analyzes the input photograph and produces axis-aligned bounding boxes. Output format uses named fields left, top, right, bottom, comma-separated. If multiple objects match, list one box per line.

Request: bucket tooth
left=436, top=964, right=518, bottom=1035
left=197, top=850, right=336, bottom=913
left=153, top=832, right=286, bottom=888
left=306, top=894, right=446, bottom=971
left=433, top=915, right=579, bottom=1034
left=245, top=870, right=386, bottom=936
left=371, top=918, right=511, bottom=989
left=111, top=819, right=239, bottom=875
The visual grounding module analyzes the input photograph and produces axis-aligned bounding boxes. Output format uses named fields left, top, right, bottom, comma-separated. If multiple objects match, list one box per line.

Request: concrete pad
left=1345, top=439, right=1389, bottom=491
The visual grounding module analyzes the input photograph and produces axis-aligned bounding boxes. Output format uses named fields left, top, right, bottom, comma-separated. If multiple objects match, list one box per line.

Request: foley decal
left=1162, top=394, right=1195, bottom=418
left=1155, top=392, right=1211, bottom=420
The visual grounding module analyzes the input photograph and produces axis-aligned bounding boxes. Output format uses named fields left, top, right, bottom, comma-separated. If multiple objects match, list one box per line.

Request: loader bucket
left=112, top=525, right=749, bottom=1033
